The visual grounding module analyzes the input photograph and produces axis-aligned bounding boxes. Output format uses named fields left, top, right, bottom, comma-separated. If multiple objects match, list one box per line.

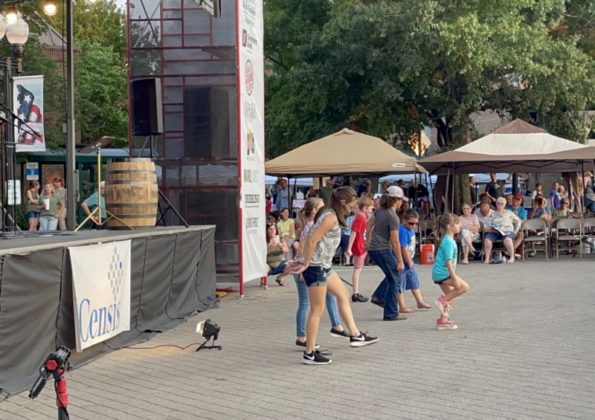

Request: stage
left=0, top=226, right=218, bottom=399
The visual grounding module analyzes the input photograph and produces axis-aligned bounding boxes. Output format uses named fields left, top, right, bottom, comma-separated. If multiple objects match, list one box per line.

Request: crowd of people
left=265, top=172, right=595, bottom=364
left=24, top=177, right=110, bottom=231
left=266, top=178, right=471, bottom=365
left=25, top=178, right=67, bottom=232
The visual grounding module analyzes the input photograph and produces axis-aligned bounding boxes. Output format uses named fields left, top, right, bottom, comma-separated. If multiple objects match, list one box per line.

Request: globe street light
left=5, top=12, right=29, bottom=74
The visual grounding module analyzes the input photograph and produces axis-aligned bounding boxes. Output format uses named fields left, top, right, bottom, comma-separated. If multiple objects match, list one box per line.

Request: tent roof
left=492, top=118, right=547, bottom=134
left=265, top=128, right=425, bottom=176
left=419, top=119, right=594, bottom=174
left=419, top=149, right=595, bottom=173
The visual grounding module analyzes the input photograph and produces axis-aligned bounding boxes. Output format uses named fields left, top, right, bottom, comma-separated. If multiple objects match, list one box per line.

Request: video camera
left=29, top=345, right=71, bottom=400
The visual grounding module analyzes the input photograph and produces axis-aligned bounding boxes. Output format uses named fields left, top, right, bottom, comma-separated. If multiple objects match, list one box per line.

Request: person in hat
left=366, top=186, right=408, bottom=321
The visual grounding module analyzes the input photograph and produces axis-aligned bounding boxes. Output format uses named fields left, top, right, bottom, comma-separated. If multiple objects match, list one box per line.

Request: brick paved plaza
left=2, top=259, right=595, bottom=419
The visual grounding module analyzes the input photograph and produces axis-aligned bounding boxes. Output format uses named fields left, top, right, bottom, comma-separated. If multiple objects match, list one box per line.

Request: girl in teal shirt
left=432, top=213, right=470, bottom=330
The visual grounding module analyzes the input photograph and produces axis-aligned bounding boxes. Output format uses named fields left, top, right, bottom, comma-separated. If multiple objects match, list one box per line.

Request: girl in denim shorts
left=290, top=187, right=379, bottom=365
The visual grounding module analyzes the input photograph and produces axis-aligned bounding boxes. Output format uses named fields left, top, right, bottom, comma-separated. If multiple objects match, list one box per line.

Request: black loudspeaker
left=184, top=87, right=230, bottom=158
left=130, top=78, right=163, bottom=136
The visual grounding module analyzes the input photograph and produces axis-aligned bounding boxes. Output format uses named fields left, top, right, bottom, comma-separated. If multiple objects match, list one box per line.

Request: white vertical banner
left=238, top=0, right=267, bottom=282
left=13, top=75, right=45, bottom=152
left=69, top=241, right=131, bottom=352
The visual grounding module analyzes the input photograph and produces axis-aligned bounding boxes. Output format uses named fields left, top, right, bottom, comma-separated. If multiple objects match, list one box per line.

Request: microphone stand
left=0, top=111, right=29, bottom=235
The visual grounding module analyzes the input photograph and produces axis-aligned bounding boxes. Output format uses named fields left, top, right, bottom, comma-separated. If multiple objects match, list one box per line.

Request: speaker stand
left=157, top=189, right=189, bottom=227
left=140, top=135, right=189, bottom=227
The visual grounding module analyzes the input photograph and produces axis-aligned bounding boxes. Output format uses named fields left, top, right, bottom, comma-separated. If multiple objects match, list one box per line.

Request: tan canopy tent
left=265, top=128, right=426, bottom=176
left=419, top=119, right=595, bottom=174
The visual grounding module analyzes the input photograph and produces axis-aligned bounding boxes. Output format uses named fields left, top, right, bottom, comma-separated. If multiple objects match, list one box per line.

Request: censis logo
left=77, top=246, right=124, bottom=343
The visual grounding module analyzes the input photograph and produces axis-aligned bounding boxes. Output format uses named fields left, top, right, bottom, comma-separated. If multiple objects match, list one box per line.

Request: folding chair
left=554, top=218, right=582, bottom=260
left=522, top=218, right=549, bottom=260
left=581, top=217, right=595, bottom=257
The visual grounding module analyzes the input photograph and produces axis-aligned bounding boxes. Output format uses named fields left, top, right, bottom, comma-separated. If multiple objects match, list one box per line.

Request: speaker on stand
left=129, top=78, right=188, bottom=227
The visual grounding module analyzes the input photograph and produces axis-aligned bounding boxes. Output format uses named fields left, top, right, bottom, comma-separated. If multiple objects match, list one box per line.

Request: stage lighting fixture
left=195, top=319, right=222, bottom=351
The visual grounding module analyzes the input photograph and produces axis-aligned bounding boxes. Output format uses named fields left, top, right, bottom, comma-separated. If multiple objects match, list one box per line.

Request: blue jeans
left=294, top=274, right=341, bottom=337
left=39, top=216, right=58, bottom=231
left=369, top=249, right=402, bottom=320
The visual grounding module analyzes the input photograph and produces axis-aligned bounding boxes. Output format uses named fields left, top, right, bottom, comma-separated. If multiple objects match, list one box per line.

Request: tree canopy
left=264, top=0, right=595, bottom=157
left=5, top=0, right=128, bottom=149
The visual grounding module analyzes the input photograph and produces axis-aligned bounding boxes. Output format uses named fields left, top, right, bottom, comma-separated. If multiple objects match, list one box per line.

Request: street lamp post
left=65, top=0, right=76, bottom=230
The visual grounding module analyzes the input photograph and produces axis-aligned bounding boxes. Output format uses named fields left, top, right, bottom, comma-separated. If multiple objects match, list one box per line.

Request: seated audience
left=483, top=197, right=521, bottom=264
left=506, top=192, right=527, bottom=255
left=554, top=199, right=573, bottom=217
left=474, top=201, right=494, bottom=224
left=277, top=207, right=296, bottom=242
left=583, top=175, right=595, bottom=212
left=531, top=183, right=543, bottom=207
left=459, top=203, right=481, bottom=264
left=266, top=223, right=290, bottom=286
left=529, top=195, right=552, bottom=223
left=420, top=200, right=435, bottom=220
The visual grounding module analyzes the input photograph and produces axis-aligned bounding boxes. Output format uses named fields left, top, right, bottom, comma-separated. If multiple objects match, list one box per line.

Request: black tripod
left=138, top=135, right=189, bottom=227
left=195, top=335, right=223, bottom=352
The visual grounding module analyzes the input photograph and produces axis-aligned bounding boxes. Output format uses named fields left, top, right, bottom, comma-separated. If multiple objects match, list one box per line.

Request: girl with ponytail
left=290, top=187, right=379, bottom=365
left=432, top=213, right=470, bottom=330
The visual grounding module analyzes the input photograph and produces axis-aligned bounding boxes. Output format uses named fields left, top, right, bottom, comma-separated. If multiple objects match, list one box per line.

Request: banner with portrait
left=13, top=75, right=45, bottom=152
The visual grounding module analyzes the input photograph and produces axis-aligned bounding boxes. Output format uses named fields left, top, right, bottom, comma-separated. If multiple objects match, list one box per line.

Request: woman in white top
left=459, top=203, right=481, bottom=264
left=290, top=187, right=379, bottom=365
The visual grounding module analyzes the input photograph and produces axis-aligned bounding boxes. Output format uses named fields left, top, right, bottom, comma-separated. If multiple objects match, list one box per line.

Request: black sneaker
left=303, top=350, right=332, bottom=365
left=329, top=327, right=350, bottom=339
left=351, top=293, right=369, bottom=303
left=349, top=332, right=379, bottom=347
left=295, top=340, right=320, bottom=350
left=370, top=296, right=384, bottom=308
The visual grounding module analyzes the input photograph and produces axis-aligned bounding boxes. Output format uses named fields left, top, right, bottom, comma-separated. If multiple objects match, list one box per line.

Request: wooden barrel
left=105, top=159, right=158, bottom=229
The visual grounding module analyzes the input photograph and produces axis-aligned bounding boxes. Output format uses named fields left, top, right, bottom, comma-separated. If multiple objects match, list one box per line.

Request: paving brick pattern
left=3, top=260, right=595, bottom=419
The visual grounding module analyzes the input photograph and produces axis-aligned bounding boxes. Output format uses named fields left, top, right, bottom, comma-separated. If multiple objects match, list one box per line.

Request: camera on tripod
left=29, top=345, right=71, bottom=399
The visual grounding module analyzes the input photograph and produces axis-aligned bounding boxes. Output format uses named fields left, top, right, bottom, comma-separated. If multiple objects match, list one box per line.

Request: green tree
left=76, top=39, right=127, bottom=144
left=264, top=0, right=595, bottom=157
left=48, top=0, right=126, bottom=62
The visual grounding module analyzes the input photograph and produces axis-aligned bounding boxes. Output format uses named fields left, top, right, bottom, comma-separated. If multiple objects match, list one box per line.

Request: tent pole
left=581, top=161, right=585, bottom=214
left=428, top=172, right=437, bottom=213
left=451, top=163, right=456, bottom=213
left=413, top=170, right=417, bottom=207
left=443, top=168, right=450, bottom=213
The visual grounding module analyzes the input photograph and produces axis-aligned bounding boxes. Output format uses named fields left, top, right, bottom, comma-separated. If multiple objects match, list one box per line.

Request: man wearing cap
left=507, top=192, right=527, bottom=254
left=365, top=186, right=408, bottom=321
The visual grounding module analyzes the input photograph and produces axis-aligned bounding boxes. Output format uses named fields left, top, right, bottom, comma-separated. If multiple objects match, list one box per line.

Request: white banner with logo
left=238, top=0, right=267, bottom=282
left=13, top=75, right=45, bottom=152
left=69, top=241, right=131, bottom=352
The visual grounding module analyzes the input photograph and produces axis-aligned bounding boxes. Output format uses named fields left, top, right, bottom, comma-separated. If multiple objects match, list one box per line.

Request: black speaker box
left=184, top=87, right=230, bottom=158
left=130, top=78, right=164, bottom=136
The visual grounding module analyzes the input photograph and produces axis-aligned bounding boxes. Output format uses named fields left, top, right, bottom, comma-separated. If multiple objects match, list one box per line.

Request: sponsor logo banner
left=238, top=0, right=267, bottom=281
left=69, top=241, right=131, bottom=352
